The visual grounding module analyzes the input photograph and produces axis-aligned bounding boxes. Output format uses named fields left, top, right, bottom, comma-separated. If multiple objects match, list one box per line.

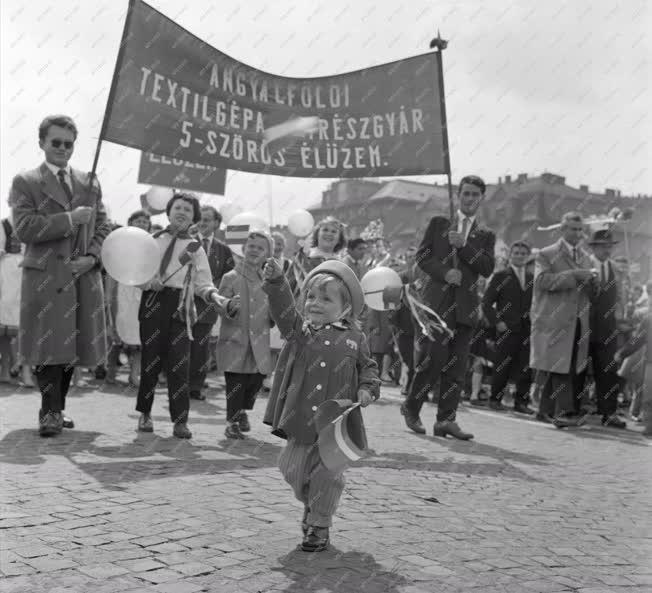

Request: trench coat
left=10, top=163, right=110, bottom=366
left=216, top=262, right=272, bottom=374
left=529, top=239, right=593, bottom=375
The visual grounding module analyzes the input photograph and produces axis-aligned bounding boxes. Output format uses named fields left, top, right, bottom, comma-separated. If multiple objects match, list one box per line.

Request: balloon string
left=405, top=288, right=453, bottom=339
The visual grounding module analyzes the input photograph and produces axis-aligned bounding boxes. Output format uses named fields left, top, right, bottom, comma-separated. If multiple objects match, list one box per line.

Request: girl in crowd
left=0, top=214, right=34, bottom=386
left=136, top=193, right=236, bottom=439
left=217, top=231, right=274, bottom=439
left=289, top=216, right=347, bottom=293
left=262, top=258, right=380, bottom=552
left=105, top=210, right=151, bottom=386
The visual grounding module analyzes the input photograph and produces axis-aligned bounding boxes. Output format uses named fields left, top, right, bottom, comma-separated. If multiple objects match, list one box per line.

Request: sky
left=1, top=0, right=650, bottom=226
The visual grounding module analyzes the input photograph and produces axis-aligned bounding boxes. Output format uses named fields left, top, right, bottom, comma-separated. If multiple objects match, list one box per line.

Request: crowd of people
left=1, top=114, right=651, bottom=550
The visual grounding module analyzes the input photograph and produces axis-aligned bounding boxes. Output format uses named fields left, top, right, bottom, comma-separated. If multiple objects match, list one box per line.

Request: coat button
left=316, top=384, right=322, bottom=390
left=320, top=362, right=326, bottom=367
left=56, top=288, right=63, bottom=293
left=324, top=340, right=330, bottom=345
left=325, top=324, right=331, bottom=329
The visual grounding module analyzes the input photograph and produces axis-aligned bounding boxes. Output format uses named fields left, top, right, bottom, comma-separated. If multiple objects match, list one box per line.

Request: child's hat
left=303, top=260, right=365, bottom=317
left=313, top=399, right=368, bottom=473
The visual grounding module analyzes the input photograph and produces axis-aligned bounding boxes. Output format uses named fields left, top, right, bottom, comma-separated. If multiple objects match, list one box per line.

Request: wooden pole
left=90, top=0, right=136, bottom=180
left=430, top=31, right=457, bottom=267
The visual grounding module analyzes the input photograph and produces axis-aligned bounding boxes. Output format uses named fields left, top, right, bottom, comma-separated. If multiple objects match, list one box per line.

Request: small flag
left=224, top=223, right=251, bottom=251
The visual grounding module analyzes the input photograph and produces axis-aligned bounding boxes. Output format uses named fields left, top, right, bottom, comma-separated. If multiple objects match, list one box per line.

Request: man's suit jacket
left=589, top=259, right=622, bottom=355
left=530, top=239, right=593, bottom=374
left=482, top=267, right=533, bottom=333
left=11, top=163, right=110, bottom=366
left=416, top=216, right=495, bottom=328
left=195, top=237, right=234, bottom=326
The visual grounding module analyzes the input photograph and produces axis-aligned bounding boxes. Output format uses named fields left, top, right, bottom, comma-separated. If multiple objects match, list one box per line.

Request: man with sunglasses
left=10, top=115, right=110, bottom=436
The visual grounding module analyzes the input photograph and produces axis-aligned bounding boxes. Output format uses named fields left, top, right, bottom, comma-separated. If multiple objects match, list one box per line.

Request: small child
left=217, top=231, right=274, bottom=439
left=262, top=258, right=380, bottom=552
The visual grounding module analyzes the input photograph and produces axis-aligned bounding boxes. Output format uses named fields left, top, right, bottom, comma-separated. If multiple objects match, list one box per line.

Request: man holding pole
left=401, top=175, right=495, bottom=440
left=11, top=115, right=109, bottom=436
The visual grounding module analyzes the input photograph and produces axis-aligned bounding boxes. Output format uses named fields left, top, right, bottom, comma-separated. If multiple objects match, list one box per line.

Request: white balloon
left=287, top=209, right=315, bottom=237
left=101, top=227, right=160, bottom=286
left=146, top=186, right=174, bottom=211
left=360, top=266, right=403, bottom=311
left=220, top=201, right=243, bottom=225
left=225, top=211, right=270, bottom=257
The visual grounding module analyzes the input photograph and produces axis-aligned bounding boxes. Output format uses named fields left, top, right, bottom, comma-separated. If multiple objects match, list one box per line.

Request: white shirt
left=151, top=233, right=216, bottom=299
left=560, top=238, right=581, bottom=262
left=43, top=161, right=74, bottom=228
left=44, top=161, right=72, bottom=191
left=511, top=264, right=526, bottom=289
left=456, top=211, right=476, bottom=243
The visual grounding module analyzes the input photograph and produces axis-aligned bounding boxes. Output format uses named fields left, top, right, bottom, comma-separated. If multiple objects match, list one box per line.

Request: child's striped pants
left=278, top=439, right=345, bottom=527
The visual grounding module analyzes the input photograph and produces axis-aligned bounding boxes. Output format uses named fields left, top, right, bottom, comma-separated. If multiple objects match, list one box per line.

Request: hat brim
left=587, top=239, right=619, bottom=245
left=304, top=260, right=365, bottom=317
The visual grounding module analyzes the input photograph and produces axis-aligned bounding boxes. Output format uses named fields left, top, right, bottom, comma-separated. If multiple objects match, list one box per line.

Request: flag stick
left=430, top=32, right=457, bottom=268
left=90, top=0, right=137, bottom=180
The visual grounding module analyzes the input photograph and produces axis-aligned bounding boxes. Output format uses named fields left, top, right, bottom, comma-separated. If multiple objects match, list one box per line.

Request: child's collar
left=302, top=319, right=349, bottom=335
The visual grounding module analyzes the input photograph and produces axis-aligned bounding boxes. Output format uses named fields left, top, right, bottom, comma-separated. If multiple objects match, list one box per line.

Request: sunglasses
left=50, top=139, right=74, bottom=149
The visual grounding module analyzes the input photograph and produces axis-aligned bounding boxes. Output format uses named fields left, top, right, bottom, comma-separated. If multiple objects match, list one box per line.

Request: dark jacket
left=482, top=267, right=533, bottom=332
left=416, top=216, right=495, bottom=328
left=262, top=275, right=380, bottom=444
left=589, top=260, right=621, bottom=354
left=195, top=237, right=234, bottom=325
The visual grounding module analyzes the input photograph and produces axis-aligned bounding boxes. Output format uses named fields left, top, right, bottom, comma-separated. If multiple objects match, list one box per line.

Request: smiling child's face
left=304, top=277, right=346, bottom=326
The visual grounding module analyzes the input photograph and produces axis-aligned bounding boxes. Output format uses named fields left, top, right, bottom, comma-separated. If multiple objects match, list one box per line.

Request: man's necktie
left=461, top=217, right=469, bottom=245
left=518, top=267, right=525, bottom=290
left=572, top=247, right=578, bottom=264
left=57, top=169, right=73, bottom=204
left=602, top=262, right=608, bottom=285
left=202, top=237, right=210, bottom=258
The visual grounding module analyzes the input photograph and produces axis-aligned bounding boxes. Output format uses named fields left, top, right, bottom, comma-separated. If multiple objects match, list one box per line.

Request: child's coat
left=262, top=275, right=380, bottom=444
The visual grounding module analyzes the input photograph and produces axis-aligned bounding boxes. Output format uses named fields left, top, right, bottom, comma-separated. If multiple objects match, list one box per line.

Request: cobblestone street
left=1, top=376, right=651, bottom=593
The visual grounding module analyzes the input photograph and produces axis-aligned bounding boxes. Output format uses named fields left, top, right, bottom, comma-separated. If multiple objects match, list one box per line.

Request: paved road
left=1, top=374, right=651, bottom=593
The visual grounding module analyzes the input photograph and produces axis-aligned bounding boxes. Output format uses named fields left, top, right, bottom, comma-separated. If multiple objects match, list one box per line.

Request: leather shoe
left=62, top=415, right=74, bottom=429
left=301, top=526, right=329, bottom=552
left=189, top=391, right=206, bottom=401
left=400, top=404, right=426, bottom=434
left=536, top=412, right=553, bottom=424
left=225, top=422, right=245, bottom=439
left=602, top=414, right=626, bottom=429
left=138, top=413, right=153, bottom=432
left=173, top=422, right=192, bottom=439
left=433, top=421, right=474, bottom=440
left=469, top=398, right=488, bottom=407
left=39, top=411, right=63, bottom=437
left=514, top=404, right=535, bottom=415
left=553, top=414, right=586, bottom=429
left=488, top=400, right=507, bottom=411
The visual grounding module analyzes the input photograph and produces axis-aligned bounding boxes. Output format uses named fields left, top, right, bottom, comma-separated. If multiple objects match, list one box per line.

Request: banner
left=138, top=152, right=226, bottom=195
left=102, top=0, right=447, bottom=179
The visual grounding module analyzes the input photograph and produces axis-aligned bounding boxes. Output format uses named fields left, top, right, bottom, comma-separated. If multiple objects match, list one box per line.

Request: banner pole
left=430, top=31, right=457, bottom=266
left=90, top=0, right=137, bottom=180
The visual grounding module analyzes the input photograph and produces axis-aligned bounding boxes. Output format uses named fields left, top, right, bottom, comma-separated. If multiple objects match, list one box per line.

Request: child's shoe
left=238, top=412, right=251, bottom=432
left=225, top=422, right=245, bottom=439
left=301, top=526, right=329, bottom=552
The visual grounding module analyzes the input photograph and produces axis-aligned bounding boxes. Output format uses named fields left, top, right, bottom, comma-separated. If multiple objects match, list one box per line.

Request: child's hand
left=227, top=294, right=241, bottom=316
left=263, top=258, right=283, bottom=281
left=358, top=389, right=373, bottom=407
